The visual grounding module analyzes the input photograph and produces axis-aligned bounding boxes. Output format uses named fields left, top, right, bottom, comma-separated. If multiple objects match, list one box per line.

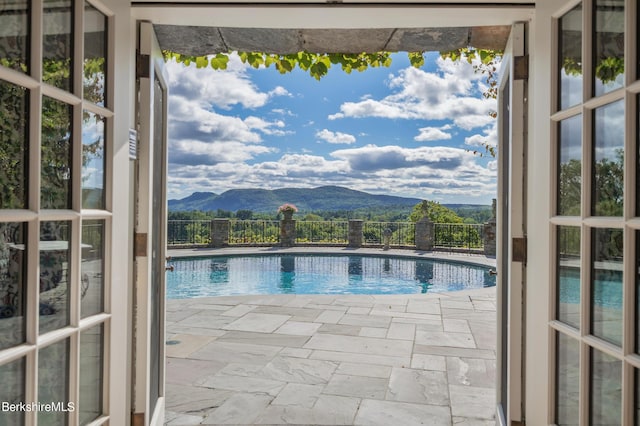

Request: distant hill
left=168, top=186, right=422, bottom=213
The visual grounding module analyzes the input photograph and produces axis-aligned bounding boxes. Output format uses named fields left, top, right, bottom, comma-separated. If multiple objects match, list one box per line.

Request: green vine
left=164, top=50, right=397, bottom=80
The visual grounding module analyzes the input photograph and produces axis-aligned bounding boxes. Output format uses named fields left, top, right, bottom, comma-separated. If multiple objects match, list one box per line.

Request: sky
left=165, top=51, right=499, bottom=205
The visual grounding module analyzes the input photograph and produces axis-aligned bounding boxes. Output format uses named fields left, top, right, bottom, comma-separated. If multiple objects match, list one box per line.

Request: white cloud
left=166, top=54, right=287, bottom=110
left=244, top=116, right=293, bottom=136
left=414, top=126, right=452, bottom=142
left=465, top=121, right=497, bottom=148
left=272, top=108, right=296, bottom=116
left=269, top=86, right=291, bottom=97
left=316, top=129, right=356, bottom=144
left=169, top=97, right=262, bottom=145
left=331, top=144, right=472, bottom=172
left=166, top=54, right=295, bottom=169
left=328, top=55, right=497, bottom=132
left=172, top=140, right=274, bottom=164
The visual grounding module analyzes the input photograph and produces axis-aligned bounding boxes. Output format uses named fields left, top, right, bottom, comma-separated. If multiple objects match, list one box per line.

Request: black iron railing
left=167, top=220, right=211, bottom=246
left=433, top=223, right=484, bottom=251
left=166, top=219, right=486, bottom=251
left=229, top=220, right=280, bottom=245
left=362, top=222, right=415, bottom=247
left=295, top=221, right=348, bottom=244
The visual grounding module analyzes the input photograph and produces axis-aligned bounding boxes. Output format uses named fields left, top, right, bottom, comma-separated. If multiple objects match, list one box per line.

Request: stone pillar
left=348, top=220, right=363, bottom=248
left=415, top=216, right=434, bottom=251
left=280, top=218, right=296, bottom=247
left=211, top=218, right=229, bottom=248
left=483, top=198, right=497, bottom=256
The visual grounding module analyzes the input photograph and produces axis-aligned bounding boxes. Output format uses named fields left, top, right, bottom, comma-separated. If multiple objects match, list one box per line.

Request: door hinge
left=134, top=232, right=148, bottom=257
left=132, top=412, right=145, bottom=426
left=512, top=237, right=527, bottom=263
left=514, top=55, right=529, bottom=80
left=136, top=52, right=150, bottom=79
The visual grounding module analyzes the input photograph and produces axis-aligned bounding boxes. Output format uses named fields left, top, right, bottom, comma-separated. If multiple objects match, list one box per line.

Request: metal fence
left=433, top=223, right=484, bottom=250
left=167, top=220, right=211, bottom=246
left=229, top=220, right=280, bottom=245
left=295, top=221, right=348, bottom=244
left=166, top=219, right=486, bottom=251
left=362, top=222, right=415, bottom=247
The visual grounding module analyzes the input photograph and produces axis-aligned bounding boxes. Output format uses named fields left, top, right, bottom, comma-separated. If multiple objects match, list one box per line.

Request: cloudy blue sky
left=165, top=51, right=498, bottom=204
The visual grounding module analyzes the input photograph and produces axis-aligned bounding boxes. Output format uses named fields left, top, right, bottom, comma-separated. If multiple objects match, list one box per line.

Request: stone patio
left=164, top=286, right=497, bottom=425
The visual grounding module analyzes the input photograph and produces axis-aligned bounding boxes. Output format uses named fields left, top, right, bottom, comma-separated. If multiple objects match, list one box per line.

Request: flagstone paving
left=164, top=287, right=497, bottom=425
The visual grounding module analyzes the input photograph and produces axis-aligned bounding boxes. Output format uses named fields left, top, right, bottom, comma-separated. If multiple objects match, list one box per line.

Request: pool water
left=166, top=254, right=495, bottom=299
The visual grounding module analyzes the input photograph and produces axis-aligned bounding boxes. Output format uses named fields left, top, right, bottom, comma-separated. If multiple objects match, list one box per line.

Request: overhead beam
left=131, top=4, right=535, bottom=29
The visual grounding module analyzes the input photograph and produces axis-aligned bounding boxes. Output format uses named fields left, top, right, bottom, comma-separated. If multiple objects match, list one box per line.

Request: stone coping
left=167, top=246, right=497, bottom=269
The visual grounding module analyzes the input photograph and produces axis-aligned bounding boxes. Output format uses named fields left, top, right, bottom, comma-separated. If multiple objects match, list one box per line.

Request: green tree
left=215, top=209, right=233, bottom=218
left=408, top=200, right=463, bottom=223
left=235, top=209, right=253, bottom=220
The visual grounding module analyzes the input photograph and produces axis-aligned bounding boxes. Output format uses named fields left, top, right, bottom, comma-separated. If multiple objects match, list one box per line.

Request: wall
left=106, top=0, right=135, bottom=422
left=526, top=0, right=553, bottom=424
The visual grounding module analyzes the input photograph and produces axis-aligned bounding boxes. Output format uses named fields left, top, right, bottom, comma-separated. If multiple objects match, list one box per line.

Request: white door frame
left=496, top=21, right=527, bottom=425
left=134, top=21, right=168, bottom=426
left=127, top=5, right=536, bottom=425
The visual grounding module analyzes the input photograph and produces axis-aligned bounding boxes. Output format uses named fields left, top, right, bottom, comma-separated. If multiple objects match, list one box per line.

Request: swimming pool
left=166, top=254, right=495, bottom=299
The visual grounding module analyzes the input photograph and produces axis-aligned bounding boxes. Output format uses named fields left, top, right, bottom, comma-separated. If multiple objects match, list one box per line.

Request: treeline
left=168, top=201, right=493, bottom=224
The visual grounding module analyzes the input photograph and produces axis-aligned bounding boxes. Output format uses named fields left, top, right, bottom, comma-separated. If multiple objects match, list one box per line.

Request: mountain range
left=168, top=186, right=423, bottom=212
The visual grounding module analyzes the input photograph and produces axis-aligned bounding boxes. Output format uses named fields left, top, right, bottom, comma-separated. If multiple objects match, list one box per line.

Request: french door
left=134, top=21, right=168, bottom=426
left=0, top=0, right=129, bottom=424
left=546, top=0, right=639, bottom=424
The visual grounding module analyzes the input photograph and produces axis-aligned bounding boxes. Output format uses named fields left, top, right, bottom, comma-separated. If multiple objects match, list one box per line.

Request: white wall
left=105, top=0, right=135, bottom=422
left=526, top=0, right=556, bottom=424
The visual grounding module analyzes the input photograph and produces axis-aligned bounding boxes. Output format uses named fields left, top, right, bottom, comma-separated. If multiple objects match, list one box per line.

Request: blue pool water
left=166, top=254, right=496, bottom=299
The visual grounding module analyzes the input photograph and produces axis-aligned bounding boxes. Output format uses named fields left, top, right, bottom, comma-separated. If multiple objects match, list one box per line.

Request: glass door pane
left=38, top=339, right=70, bottom=425
left=81, top=219, right=105, bottom=318
left=592, top=101, right=624, bottom=217
left=558, top=115, right=582, bottom=216
left=41, top=97, right=73, bottom=210
left=0, top=357, right=25, bottom=425
left=80, top=324, right=104, bottom=423
left=43, top=0, right=73, bottom=91
left=0, top=0, right=29, bottom=72
left=559, top=4, right=583, bottom=110
left=0, top=222, right=27, bottom=349
left=590, top=348, right=621, bottom=424
left=83, top=1, right=107, bottom=106
left=0, top=79, right=28, bottom=209
left=590, top=228, right=623, bottom=346
left=557, top=226, right=580, bottom=328
left=556, top=333, right=579, bottom=425
left=39, top=221, right=71, bottom=334
left=593, top=0, right=624, bottom=96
